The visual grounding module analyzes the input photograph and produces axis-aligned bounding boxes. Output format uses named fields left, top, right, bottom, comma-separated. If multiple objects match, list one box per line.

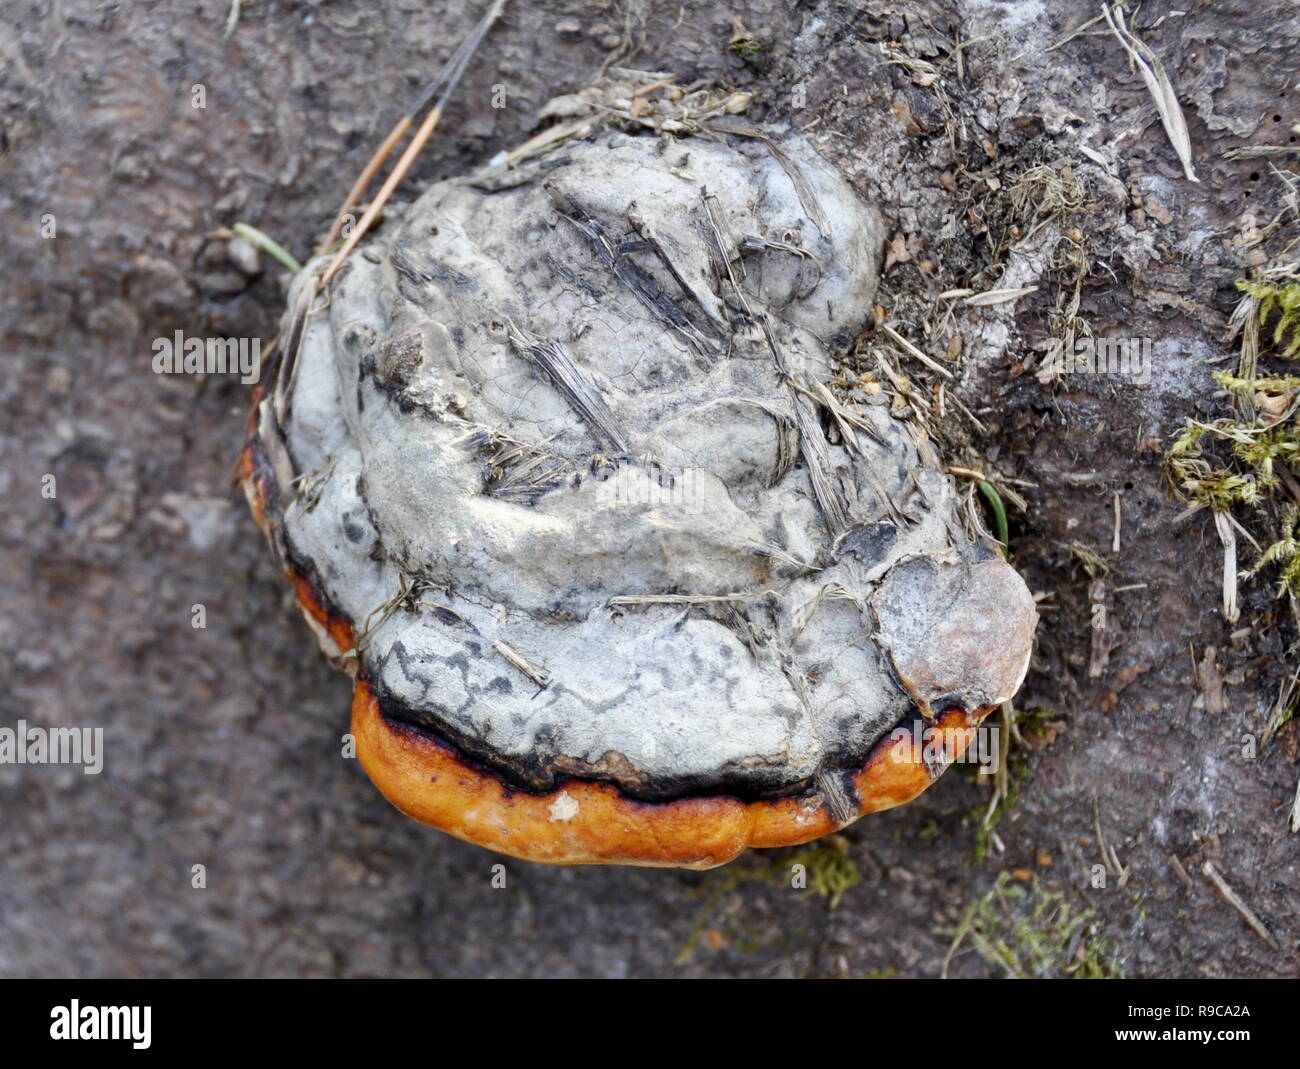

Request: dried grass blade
left=1102, top=4, right=1199, bottom=183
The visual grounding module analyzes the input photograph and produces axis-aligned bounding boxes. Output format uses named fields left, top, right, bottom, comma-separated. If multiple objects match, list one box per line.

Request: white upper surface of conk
left=276, top=127, right=1037, bottom=792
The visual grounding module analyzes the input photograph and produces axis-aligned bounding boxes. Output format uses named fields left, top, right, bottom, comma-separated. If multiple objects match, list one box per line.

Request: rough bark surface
left=1, top=0, right=1296, bottom=976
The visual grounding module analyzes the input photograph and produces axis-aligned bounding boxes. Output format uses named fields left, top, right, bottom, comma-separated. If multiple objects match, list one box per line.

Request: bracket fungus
left=241, top=120, right=1037, bottom=869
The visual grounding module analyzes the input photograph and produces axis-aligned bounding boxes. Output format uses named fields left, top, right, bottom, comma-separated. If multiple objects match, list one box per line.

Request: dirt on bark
left=1, top=0, right=1296, bottom=977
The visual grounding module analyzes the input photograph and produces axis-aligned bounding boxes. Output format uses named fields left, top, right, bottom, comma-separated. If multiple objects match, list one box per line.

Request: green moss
left=1216, top=370, right=1300, bottom=395
left=1168, top=421, right=1270, bottom=509
left=1246, top=503, right=1300, bottom=598
left=1018, top=704, right=1061, bottom=741
left=675, top=843, right=863, bottom=964
left=938, top=871, right=1123, bottom=978
left=785, top=844, right=863, bottom=908
left=1167, top=277, right=1300, bottom=598
left=1238, top=279, right=1300, bottom=359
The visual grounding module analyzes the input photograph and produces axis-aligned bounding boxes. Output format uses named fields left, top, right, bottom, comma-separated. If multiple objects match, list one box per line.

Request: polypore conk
left=242, top=125, right=1038, bottom=868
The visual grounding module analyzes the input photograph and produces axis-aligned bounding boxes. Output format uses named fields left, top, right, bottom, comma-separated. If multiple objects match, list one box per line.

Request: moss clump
left=938, top=871, right=1123, bottom=978
left=1238, top=278, right=1300, bottom=358
left=1246, top=503, right=1300, bottom=597
left=1018, top=704, right=1062, bottom=741
left=785, top=843, right=863, bottom=908
left=1167, top=277, right=1300, bottom=599
left=1169, top=420, right=1272, bottom=510
left=1170, top=399, right=1300, bottom=512
left=726, top=19, right=765, bottom=58
left=727, top=37, right=764, bottom=57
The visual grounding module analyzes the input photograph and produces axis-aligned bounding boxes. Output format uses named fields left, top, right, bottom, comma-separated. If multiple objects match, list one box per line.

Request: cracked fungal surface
left=273, top=125, right=1037, bottom=806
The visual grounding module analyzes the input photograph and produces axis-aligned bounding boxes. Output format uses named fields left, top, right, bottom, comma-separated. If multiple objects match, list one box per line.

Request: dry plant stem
left=1101, top=3, right=1199, bottom=182
left=223, top=0, right=240, bottom=38
left=1201, top=861, right=1279, bottom=950
left=322, top=105, right=446, bottom=288
left=321, top=0, right=508, bottom=283
left=1093, top=797, right=1130, bottom=888
left=321, top=115, right=413, bottom=252
left=1264, top=671, right=1298, bottom=746
left=1213, top=510, right=1240, bottom=624
left=880, top=322, right=953, bottom=379
left=995, top=701, right=1011, bottom=806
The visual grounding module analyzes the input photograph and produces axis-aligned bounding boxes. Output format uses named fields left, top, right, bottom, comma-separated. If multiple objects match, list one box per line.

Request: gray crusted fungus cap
left=241, top=125, right=1037, bottom=867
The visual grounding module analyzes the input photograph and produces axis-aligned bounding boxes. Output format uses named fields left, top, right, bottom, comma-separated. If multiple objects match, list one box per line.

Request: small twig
left=880, top=323, right=954, bottom=379
left=961, top=286, right=1039, bottom=306
left=609, top=591, right=778, bottom=607
left=1223, top=145, right=1300, bottom=161
left=320, top=118, right=414, bottom=253
left=1041, top=11, right=1109, bottom=54
left=223, top=0, right=241, bottom=38
left=1093, top=798, right=1130, bottom=888
left=493, top=638, right=551, bottom=690
left=320, top=0, right=508, bottom=284
left=1201, top=860, right=1279, bottom=950
left=943, top=390, right=989, bottom=435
